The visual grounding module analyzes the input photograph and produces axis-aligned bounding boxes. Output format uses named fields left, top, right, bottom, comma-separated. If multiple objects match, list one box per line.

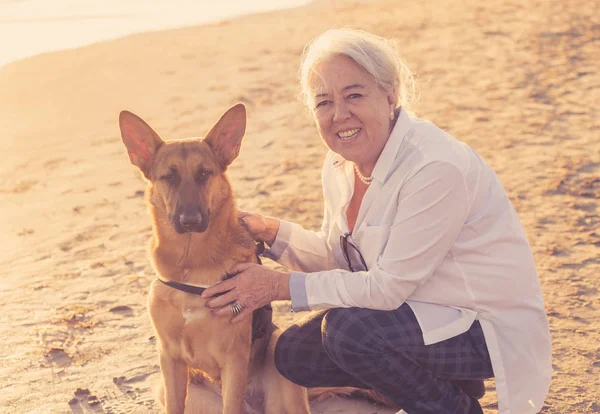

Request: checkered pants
left=274, top=304, right=494, bottom=414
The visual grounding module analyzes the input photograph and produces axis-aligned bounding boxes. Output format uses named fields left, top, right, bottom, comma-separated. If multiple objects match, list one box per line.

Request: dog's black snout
left=171, top=208, right=209, bottom=233
left=179, top=213, right=202, bottom=228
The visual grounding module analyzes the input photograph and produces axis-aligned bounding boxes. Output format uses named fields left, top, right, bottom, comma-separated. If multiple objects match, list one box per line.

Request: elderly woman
left=202, top=29, right=552, bottom=414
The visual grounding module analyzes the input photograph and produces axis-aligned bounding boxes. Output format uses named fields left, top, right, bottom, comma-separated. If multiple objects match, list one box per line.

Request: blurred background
left=0, top=0, right=311, bottom=68
left=0, top=0, right=598, bottom=412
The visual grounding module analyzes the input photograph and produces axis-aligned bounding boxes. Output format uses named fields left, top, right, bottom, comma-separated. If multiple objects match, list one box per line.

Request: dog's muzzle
left=172, top=211, right=209, bottom=233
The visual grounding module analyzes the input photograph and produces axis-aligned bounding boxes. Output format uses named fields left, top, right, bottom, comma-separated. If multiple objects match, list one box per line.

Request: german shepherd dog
left=119, top=104, right=310, bottom=414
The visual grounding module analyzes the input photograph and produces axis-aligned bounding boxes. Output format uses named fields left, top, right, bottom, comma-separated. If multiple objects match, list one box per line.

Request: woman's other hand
left=238, top=211, right=280, bottom=247
left=201, top=263, right=291, bottom=322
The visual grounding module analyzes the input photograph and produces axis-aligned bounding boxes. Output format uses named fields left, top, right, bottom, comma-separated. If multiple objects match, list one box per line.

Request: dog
left=119, top=103, right=310, bottom=414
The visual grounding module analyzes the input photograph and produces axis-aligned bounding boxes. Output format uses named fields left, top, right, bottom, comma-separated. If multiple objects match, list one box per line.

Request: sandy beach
left=0, top=0, right=598, bottom=412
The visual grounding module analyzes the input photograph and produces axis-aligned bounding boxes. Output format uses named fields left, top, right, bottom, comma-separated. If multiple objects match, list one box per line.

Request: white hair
left=299, top=29, right=418, bottom=114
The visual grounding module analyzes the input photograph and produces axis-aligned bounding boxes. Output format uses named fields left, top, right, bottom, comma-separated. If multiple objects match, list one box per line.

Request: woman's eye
left=315, top=100, right=329, bottom=109
left=347, top=93, right=362, bottom=99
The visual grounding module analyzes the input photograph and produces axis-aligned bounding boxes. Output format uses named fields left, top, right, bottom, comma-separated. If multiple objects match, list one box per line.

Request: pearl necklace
left=354, top=165, right=373, bottom=185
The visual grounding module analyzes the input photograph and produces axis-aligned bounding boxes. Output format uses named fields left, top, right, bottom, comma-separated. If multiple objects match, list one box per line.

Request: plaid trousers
left=274, top=304, right=494, bottom=414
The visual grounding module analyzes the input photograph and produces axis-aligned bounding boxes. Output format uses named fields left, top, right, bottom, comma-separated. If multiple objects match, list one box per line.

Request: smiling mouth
left=337, top=128, right=361, bottom=140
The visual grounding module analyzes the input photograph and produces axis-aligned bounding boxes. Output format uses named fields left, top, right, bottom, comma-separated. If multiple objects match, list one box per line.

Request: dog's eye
left=196, top=170, right=211, bottom=182
left=160, top=171, right=177, bottom=182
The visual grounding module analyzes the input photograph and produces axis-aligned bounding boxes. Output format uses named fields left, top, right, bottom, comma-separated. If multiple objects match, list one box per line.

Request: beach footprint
left=98, top=366, right=160, bottom=413
left=68, top=388, right=105, bottom=413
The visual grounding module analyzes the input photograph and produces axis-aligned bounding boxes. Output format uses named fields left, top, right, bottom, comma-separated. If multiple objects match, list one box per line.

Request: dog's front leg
left=221, top=348, right=250, bottom=414
left=160, top=351, right=188, bottom=414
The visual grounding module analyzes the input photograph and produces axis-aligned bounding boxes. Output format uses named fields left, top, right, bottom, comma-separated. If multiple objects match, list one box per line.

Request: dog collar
left=156, top=278, right=218, bottom=296
left=156, top=241, right=265, bottom=296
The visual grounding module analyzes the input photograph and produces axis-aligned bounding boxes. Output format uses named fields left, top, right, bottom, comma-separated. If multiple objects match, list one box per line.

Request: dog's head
left=119, top=104, right=246, bottom=234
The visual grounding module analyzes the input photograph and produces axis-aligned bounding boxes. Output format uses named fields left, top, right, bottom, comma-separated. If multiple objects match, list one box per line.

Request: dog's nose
left=179, top=213, right=201, bottom=228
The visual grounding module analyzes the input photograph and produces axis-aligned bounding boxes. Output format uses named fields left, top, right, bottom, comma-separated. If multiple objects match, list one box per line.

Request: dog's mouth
left=170, top=211, right=210, bottom=234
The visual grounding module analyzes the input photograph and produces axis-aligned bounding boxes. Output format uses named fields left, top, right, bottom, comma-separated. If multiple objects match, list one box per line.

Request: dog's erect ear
left=119, top=111, right=164, bottom=179
left=204, top=103, right=246, bottom=169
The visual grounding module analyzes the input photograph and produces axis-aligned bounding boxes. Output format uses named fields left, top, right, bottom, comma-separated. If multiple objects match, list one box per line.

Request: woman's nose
left=333, top=101, right=351, bottom=123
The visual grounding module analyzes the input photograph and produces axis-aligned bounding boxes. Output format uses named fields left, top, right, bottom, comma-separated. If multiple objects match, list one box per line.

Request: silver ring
left=231, top=303, right=243, bottom=315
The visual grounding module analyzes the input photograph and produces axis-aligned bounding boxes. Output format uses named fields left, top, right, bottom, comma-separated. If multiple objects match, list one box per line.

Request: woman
left=202, top=29, right=552, bottom=414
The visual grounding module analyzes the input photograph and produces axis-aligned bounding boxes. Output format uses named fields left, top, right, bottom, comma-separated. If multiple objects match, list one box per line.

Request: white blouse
left=264, top=109, right=552, bottom=414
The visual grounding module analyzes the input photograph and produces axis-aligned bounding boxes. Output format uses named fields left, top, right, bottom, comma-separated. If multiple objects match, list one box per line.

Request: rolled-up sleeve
left=303, top=162, right=471, bottom=310
left=289, top=272, right=309, bottom=311
left=261, top=220, right=293, bottom=262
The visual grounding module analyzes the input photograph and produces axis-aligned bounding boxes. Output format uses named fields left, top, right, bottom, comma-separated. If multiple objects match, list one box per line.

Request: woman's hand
left=201, top=263, right=291, bottom=323
left=238, top=211, right=280, bottom=247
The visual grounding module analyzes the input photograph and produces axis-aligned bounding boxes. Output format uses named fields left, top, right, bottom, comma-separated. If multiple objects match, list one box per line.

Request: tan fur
left=120, top=104, right=309, bottom=414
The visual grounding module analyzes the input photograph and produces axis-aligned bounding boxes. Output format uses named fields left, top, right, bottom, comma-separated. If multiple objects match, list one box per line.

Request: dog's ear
left=119, top=111, right=164, bottom=179
left=204, top=103, right=246, bottom=169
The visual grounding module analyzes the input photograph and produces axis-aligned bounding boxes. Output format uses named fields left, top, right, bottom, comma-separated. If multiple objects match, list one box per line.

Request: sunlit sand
left=0, top=0, right=598, bottom=412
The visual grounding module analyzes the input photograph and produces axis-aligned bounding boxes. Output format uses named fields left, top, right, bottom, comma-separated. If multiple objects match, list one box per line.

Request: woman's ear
left=387, top=88, right=397, bottom=109
left=387, top=89, right=397, bottom=120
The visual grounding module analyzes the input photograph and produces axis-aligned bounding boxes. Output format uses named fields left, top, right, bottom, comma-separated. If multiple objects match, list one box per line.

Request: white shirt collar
left=330, top=107, right=413, bottom=184
left=371, top=107, right=412, bottom=183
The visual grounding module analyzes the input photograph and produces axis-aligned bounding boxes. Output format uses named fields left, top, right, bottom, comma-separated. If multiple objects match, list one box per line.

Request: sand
left=0, top=0, right=598, bottom=412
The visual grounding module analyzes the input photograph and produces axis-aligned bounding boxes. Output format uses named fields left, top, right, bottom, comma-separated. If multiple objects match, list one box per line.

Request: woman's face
left=308, top=55, right=395, bottom=172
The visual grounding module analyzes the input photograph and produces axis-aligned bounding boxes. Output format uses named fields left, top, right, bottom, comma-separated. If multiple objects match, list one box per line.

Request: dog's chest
left=179, top=269, right=213, bottom=325
left=149, top=282, right=245, bottom=372
left=181, top=306, right=210, bottom=325
left=178, top=306, right=220, bottom=370
left=155, top=287, right=214, bottom=332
